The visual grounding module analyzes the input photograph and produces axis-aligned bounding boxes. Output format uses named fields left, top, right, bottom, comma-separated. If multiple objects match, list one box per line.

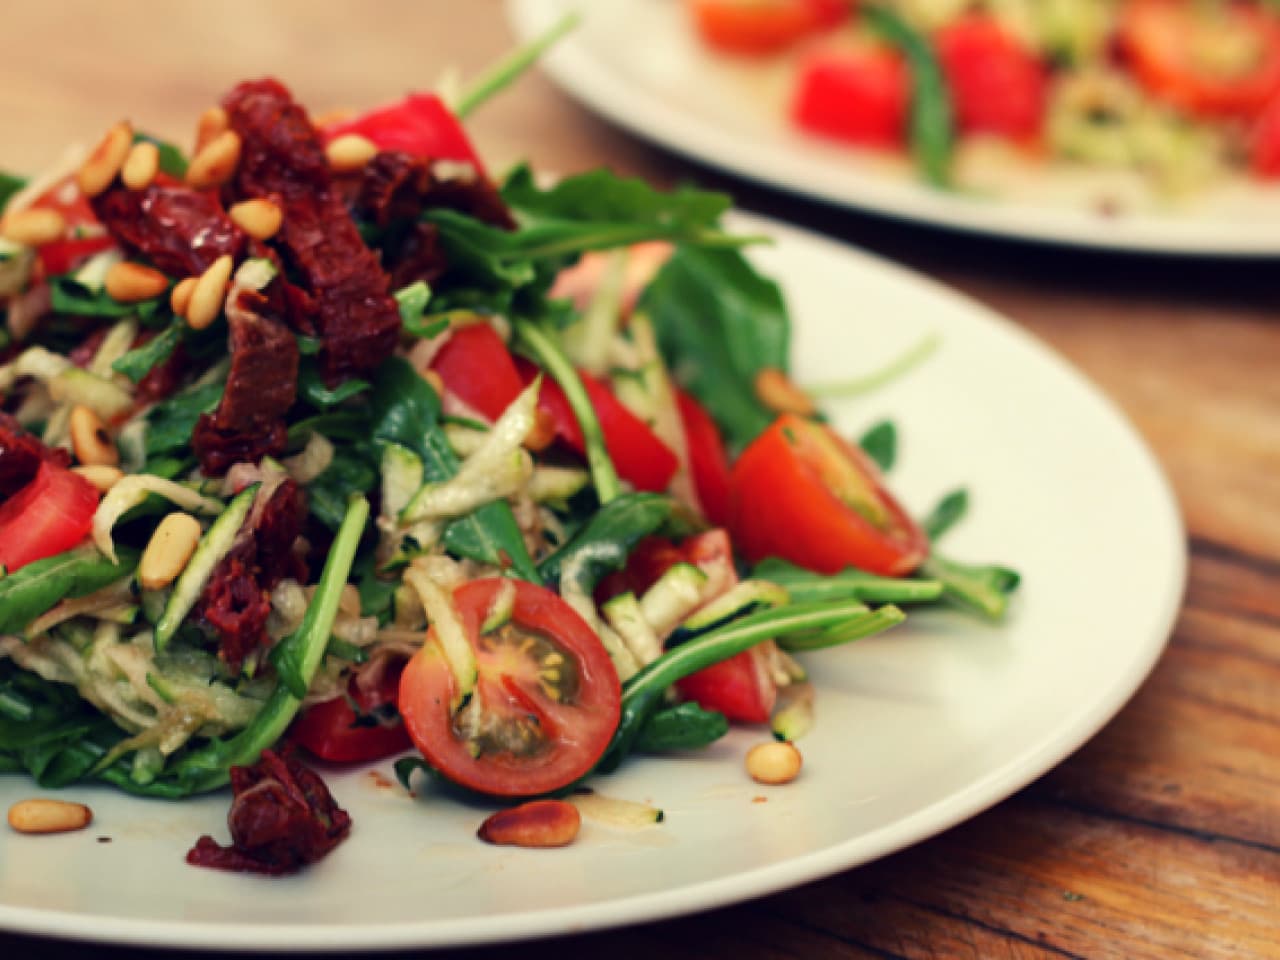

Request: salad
left=689, top=0, right=1280, bottom=202
left=0, top=28, right=1015, bottom=873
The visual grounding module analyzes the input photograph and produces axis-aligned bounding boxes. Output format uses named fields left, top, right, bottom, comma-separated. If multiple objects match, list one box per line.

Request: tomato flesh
left=729, top=414, right=927, bottom=576
left=28, top=177, right=114, bottom=276
left=0, top=462, right=99, bottom=571
left=676, top=648, right=776, bottom=724
left=935, top=14, right=1048, bottom=141
left=290, top=662, right=412, bottom=764
left=1119, top=0, right=1280, bottom=119
left=675, top=388, right=733, bottom=527
left=320, top=93, right=485, bottom=174
left=429, top=322, right=525, bottom=422
left=398, top=579, right=620, bottom=797
left=791, top=42, right=909, bottom=148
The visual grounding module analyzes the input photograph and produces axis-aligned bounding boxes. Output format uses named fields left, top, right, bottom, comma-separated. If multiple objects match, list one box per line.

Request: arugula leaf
left=305, top=442, right=378, bottom=530
left=641, top=245, right=788, bottom=450
left=393, top=282, right=450, bottom=338
left=144, top=379, right=224, bottom=458
left=369, top=357, right=539, bottom=580
left=538, top=492, right=672, bottom=588
left=922, top=553, right=1020, bottom=621
left=859, top=420, right=897, bottom=472
left=0, top=172, right=26, bottom=211
left=50, top=275, right=164, bottom=320
left=922, top=488, right=968, bottom=542
left=0, top=547, right=139, bottom=634
left=297, top=359, right=369, bottom=409
left=112, top=321, right=182, bottom=383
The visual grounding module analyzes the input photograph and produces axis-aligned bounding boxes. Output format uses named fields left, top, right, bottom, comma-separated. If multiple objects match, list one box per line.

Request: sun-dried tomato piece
left=0, top=414, right=71, bottom=500
left=186, top=747, right=351, bottom=876
left=221, top=78, right=400, bottom=384
left=91, top=184, right=246, bottom=277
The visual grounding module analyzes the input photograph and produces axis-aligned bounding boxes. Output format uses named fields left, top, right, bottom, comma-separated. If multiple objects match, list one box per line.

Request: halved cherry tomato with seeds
left=398, top=579, right=620, bottom=797
left=729, top=414, right=927, bottom=576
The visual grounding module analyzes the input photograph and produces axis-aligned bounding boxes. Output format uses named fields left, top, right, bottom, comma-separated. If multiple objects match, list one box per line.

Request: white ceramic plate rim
left=0, top=216, right=1185, bottom=952
left=508, top=0, right=1280, bottom=257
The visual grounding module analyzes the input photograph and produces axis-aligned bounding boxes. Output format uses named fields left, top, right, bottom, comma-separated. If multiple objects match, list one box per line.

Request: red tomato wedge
left=26, top=177, right=114, bottom=276
left=1252, top=94, right=1280, bottom=177
left=428, top=322, right=524, bottom=421
left=398, top=579, right=620, bottom=797
left=1119, top=0, right=1280, bottom=119
left=689, top=0, right=850, bottom=56
left=514, top=358, right=678, bottom=493
left=290, top=662, right=412, bottom=764
left=0, top=462, right=100, bottom=571
left=675, top=388, right=733, bottom=527
left=320, top=93, right=485, bottom=174
left=790, top=41, right=910, bottom=148
left=729, top=414, right=927, bottom=576
left=935, top=14, right=1048, bottom=141
left=677, top=648, right=777, bottom=724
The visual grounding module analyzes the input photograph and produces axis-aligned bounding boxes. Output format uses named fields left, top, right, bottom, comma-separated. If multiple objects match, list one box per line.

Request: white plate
left=0, top=214, right=1184, bottom=951
left=509, top=0, right=1280, bottom=256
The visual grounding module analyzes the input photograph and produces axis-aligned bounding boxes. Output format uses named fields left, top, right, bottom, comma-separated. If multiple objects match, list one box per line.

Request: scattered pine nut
left=186, top=130, right=242, bottom=190
left=72, top=464, right=123, bottom=492
left=194, top=106, right=229, bottom=153
left=69, top=405, right=118, bottom=467
left=228, top=198, right=283, bottom=240
left=746, top=741, right=803, bottom=785
left=185, top=254, right=234, bottom=330
left=139, top=512, right=202, bottom=591
left=170, top=276, right=198, bottom=317
left=121, top=141, right=160, bottom=191
left=105, top=262, right=169, bottom=303
left=524, top=407, right=557, bottom=452
left=1, top=208, right=66, bottom=246
left=8, top=799, right=93, bottom=835
left=77, top=121, right=134, bottom=198
left=754, top=367, right=817, bottom=418
left=477, top=800, right=580, bottom=848
left=325, top=134, right=378, bottom=173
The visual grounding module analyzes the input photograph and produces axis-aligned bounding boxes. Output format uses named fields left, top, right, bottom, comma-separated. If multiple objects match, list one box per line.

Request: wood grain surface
left=1, top=2, right=1277, bottom=958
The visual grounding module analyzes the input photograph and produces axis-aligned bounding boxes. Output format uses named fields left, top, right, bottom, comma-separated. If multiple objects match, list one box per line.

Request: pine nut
left=121, top=141, right=160, bottom=191
left=170, top=276, right=198, bottom=317
left=8, top=798, right=93, bottom=834
left=77, top=121, right=134, bottom=198
left=69, top=405, right=118, bottom=466
left=524, top=407, right=557, bottom=452
left=186, top=130, right=242, bottom=190
left=72, top=464, right=123, bottom=492
left=477, top=800, right=580, bottom=848
left=228, top=198, right=283, bottom=240
left=0, top=208, right=66, bottom=246
left=754, top=368, right=816, bottom=418
left=105, top=262, right=169, bottom=303
left=185, top=255, right=234, bottom=330
left=139, top=512, right=202, bottom=591
left=325, top=134, right=378, bottom=173
left=746, top=741, right=803, bottom=785
left=420, top=368, right=445, bottom=396
left=194, top=106, right=229, bottom=153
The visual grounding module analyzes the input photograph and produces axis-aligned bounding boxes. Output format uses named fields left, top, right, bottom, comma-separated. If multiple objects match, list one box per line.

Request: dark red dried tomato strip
left=197, top=479, right=305, bottom=671
left=221, top=78, right=400, bottom=384
left=186, top=747, right=351, bottom=876
left=91, top=184, right=246, bottom=277
left=0, top=414, right=70, bottom=500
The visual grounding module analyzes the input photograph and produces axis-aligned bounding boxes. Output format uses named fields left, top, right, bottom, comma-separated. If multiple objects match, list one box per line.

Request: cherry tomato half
left=1119, top=0, right=1280, bottom=119
left=689, top=0, right=850, bottom=56
left=429, top=322, right=525, bottom=422
left=790, top=41, right=910, bottom=148
left=729, top=414, right=927, bottom=576
left=675, top=388, right=733, bottom=527
left=290, top=661, right=412, bottom=764
left=935, top=14, right=1048, bottom=142
left=0, top=462, right=100, bottom=571
left=27, top=176, right=115, bottom=276
left=398, top=579, right=621, bottom=797
left=320, top=93, right=485, bottom=174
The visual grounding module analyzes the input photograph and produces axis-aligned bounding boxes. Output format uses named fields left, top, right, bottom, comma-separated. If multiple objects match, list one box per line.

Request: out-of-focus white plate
left=509, top=0, right=1280, bottom=256
left=0, top=214, right=1184, bottom=951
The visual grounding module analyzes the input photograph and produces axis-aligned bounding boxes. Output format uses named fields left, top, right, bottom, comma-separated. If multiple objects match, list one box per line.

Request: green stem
left=806, top=331, right=940, bottom=400
left=921, top=553, right=1020, bottom=622
left=515, top=321, right=622, bottom=504
left=777, top=605, right=906, bottom=651
left=454, top=11, right=582, bottom=119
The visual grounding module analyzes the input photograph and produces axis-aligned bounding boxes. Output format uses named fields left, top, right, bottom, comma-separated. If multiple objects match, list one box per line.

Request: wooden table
left=2, top=2, right=1277, bottom=957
